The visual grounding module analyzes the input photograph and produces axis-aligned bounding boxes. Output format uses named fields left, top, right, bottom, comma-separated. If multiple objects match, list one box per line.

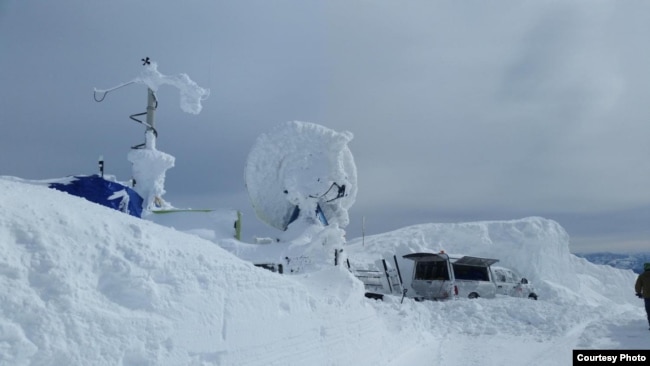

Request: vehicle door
left=507, top=269, right=528, bottom=298
left=493, top=267, right=514, bottom=296
left=452, top=256, right=499, bottom=298
left=403, top=253, right=455, bottom=300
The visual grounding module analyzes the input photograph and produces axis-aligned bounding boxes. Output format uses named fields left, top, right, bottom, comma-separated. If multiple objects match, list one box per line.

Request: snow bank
left=0, top=178, right=402, bottom=365
left=0, top=177, right=645, bottom=366
left=346, top=217, right=639, bottom=305
left=218, top=223, right=349, bottom=273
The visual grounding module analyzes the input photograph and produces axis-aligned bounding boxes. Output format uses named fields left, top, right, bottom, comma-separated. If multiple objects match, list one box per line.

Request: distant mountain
left=575, top=252, right=650, bottom=274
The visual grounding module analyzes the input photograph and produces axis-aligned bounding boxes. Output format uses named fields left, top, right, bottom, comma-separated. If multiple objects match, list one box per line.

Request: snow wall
left=0, top=178, right=386, bottom=365
left=346, top=218, right=638, bottom=306
left=0, top=177, right=641, bottom=365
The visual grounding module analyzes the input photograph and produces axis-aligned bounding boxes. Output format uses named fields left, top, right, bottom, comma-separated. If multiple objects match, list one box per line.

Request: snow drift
left=346, top=218, right=638, bottom=306
left=0, top=178, right=390, bottom=365
left=0, top=177, right=646, bottom=366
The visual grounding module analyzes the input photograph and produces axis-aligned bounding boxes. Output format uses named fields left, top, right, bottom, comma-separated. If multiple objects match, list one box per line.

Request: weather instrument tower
left=93, top=57, right=210, bottom=213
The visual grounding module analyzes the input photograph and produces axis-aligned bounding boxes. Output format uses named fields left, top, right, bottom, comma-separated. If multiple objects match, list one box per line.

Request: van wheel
left=468, top=292, right=479, bottom=299
left=529, top=293, right=538, bottom=300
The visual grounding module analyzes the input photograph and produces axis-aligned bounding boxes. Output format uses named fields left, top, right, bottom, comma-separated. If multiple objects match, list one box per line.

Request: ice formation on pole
left=127, top=147, right=175, bottom=211
left=94, top=62, right=210, bottom=115
left=94, top=61, right=210, bottom=212
left=244, top=121, right=358, bottom=232
left=134, top=62, right=210, bottom=114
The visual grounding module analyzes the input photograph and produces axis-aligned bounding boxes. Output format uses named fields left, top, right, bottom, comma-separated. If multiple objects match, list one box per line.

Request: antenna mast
left=145, top=87, right=156, bottom=149
left=142, top=57, right=157, bottom=149
left=92, top=57, right=209, bottom=213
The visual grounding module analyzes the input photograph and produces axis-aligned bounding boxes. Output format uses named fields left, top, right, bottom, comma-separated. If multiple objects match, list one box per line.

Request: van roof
left=403, top=252, right=448, bottom=261
left=403, top=252, right=499, bottom=267
left=454, top=256, right=499, bottom=267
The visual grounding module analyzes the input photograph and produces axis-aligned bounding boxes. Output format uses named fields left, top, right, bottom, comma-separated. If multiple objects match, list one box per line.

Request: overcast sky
left=1, top=1, right=649, bottom=253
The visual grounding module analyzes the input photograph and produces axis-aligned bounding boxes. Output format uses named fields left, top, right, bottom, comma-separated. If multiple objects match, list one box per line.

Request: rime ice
left=94, top=62, right=210, bottom=115
left=244, top=121, right=357, bottom=232
left=94, top=62, right=209, bottom=212
left=135, top=62, right=210, bottom=114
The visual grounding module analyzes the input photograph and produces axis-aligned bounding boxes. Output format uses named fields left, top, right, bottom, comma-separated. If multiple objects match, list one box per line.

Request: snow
left=0, top=176, right=647, bottom=366
left=128, top=145, right=175, bottom=211
left=345, top=218, right=638, bottom=306
left=94, top=62, right=210, bottom=115
left=218, top=223, right=349, bottom=274
left=135, top=62, right=210, bottom=115
left=244, top=121, right=357, bottom=233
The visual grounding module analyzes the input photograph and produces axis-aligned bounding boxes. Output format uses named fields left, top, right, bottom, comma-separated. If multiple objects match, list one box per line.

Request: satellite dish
left=245, top=121, right=358, bottom=231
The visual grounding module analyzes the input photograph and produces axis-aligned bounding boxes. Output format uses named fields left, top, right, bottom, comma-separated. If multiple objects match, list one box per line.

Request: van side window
left=453, top=264, right=489, bottom=281
left=508, top=270, right=520, bottom=283
left=414, top=261, right=449, bottom=281
left=494, top=269, right=507, bottom=282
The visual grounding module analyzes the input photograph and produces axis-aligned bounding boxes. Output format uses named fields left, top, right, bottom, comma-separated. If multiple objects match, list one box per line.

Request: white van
left=492, top=266, right=538, bottom=300
left=403, top=252, right=499, bottom=300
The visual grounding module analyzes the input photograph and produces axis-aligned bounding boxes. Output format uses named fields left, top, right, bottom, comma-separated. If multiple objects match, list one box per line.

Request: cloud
left=1, top=0, right=648, bottom=252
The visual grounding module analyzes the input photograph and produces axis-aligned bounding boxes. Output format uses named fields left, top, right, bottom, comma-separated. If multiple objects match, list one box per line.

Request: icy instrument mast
left=93, top=57, right=210, bottom=213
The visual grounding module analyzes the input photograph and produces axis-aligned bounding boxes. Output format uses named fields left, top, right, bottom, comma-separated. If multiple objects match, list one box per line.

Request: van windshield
left=414, top=260, right=450, bottom=281
left=452, top=264, right=489, bottom=281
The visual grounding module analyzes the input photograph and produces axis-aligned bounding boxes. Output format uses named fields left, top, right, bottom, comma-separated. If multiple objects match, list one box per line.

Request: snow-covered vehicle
left=347, top=256, right=406, bottom=301
left=403, top=252, right=499, bottom=300
left=492, top=266, right=538, bottom=300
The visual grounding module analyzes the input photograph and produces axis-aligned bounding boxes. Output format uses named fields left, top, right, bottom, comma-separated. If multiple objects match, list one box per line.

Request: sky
left=1, top=0, right=649, bottom=253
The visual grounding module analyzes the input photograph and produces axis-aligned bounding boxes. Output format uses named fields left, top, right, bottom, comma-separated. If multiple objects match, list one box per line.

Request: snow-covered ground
left=0, top=177, right=647, bottom=366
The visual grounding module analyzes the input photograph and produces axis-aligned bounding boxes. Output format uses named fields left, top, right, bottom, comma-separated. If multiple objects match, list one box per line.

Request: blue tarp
left=49, top=175, right=143, bottom=218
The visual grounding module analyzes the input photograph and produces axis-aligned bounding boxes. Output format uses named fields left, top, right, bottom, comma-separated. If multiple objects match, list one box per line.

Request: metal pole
left=234, top=211, right=242, bottom=240
left=362, top=216, right=366, bottom=246
left=393, top=255, right=404, bottom=287
left=145, top=88, right=156, bottom=149
left=382, top=259, right=393, bottom=294
left=98, top=155, right=104, bottom=178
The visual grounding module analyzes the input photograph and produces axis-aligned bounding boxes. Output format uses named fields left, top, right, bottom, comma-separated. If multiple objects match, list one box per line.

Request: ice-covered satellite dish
left=245, top=121, right=358, bottom=231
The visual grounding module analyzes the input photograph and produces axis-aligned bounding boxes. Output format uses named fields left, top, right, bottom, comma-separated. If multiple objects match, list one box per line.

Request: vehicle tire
left=529, top=293, right=538, bottom=300
left=468, top=292, right=479, bottom=299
